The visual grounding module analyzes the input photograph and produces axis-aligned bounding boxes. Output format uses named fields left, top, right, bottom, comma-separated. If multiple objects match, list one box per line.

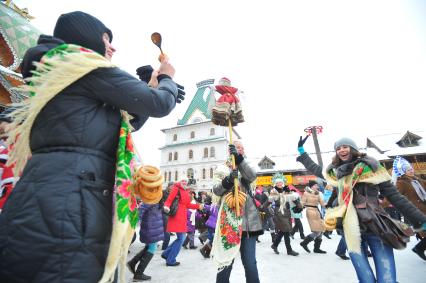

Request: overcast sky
left=12, top=0, right=426, bottom=165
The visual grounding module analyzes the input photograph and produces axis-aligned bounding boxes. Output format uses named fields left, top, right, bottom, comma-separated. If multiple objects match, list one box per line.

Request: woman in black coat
left=0, top=11, right=181, bottom=283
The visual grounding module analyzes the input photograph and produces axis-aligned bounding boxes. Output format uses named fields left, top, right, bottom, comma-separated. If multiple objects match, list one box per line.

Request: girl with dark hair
left=297, top=135, right=426, bottom=283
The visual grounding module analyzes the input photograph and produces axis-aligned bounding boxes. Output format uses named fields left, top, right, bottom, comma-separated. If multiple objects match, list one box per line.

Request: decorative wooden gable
left=258, top=156, right=275, bottom=170
left=396, top=131, right=422, bottom=148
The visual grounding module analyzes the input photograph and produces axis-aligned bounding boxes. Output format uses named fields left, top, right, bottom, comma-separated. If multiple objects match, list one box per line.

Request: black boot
left=271, top=232, right=277, bottom=243
left=271, top=244, right=279, bottom=254
left=182, top=237, right=189, bottom=249
left=256, top=236, right=261, bottom=243
left=200, top=242, right=212, bottom=258
left=323, top=231, right=332, bottom=239
left=284, top=233, right=299, bottom=256
left=412, top=238, right=426, bottom=261
left=300, top=232, right=305, bottom=240
left=127, top=247, right=146, bottom=274
left=133, top=251, right=154, bottom=281
left=313, top=238, right=327, bottom=254
left=300, top=235, right=314, bottom=253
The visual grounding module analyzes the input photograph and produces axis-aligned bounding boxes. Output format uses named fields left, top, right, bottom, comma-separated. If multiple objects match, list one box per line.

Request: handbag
left=355, top=189, right=414, bottom=250
left=165, top=189, right=181, bottom=216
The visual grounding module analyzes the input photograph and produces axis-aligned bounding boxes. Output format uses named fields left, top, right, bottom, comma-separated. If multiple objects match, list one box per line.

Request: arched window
left=202, top=168, right=206, bottom=179
left=187, top=168, right=194, bottom=179
left=210, top=147, right=215, bottom=158
left=168, top=152, right=172, bottom=161
left=174, top=152, right=178, bottom=161
left=203, top=147, right=208, bottom=158
left=210, top=128, right=215, bottom=136
left=188, top=149, right=193, bottom=159
left=190, top=131, right=195, bottom=139
left=173, top=134, right=177, bottom=141
left=210, top=168, right=214, bottom=179
left=174, top=171, right=178, bottom=181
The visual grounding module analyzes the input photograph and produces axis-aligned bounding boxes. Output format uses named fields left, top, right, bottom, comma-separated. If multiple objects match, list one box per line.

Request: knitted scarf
left=324, top=161, right=391, bottom=254
left=7, top=44, right=138, bottom=283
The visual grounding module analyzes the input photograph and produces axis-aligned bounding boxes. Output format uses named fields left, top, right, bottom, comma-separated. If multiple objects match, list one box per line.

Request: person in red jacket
left=0, top=108, right=18, bottom=212
left=161, top=178, right=203, bottom=266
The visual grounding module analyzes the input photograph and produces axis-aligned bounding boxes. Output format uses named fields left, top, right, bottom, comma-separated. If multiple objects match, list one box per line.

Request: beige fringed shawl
left=324, top=161, right=391, bottom=254
left=7, top=44, right=138, bottom=283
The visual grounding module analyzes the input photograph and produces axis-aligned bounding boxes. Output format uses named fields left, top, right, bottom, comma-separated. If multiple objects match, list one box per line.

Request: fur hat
left=308, top=180, right=318, bottom=188
left=53, top=11, right=113, bottom=56
left=334, top=137, right=358, bottom=151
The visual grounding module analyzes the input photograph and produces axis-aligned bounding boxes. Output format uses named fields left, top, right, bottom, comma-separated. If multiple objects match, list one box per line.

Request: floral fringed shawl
left=210, top=164, right=243, bottom=271
left=324, top=161, right=391, bottom=254
left=7, top=44, right=139, bottom=283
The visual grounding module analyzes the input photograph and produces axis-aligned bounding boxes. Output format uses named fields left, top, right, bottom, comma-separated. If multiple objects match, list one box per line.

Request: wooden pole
left=228, top=119, right=240, bottom=216
left=311, top=127, right=323, bottom=168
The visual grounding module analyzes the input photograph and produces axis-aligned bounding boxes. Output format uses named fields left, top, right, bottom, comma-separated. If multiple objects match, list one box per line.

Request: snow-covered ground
left=126, top=219, right=426, bottom=283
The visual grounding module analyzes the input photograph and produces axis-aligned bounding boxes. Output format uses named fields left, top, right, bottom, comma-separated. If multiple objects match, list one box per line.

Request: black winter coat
left=0, top=67, right=178, bottom=283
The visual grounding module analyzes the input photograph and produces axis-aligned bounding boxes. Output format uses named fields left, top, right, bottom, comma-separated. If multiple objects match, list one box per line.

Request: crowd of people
left=0, top=9, right=425, bottom=283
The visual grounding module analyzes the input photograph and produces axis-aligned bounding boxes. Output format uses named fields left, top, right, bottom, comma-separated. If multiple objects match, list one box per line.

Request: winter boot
left=284, top=234, right=299, bottom=256
left=271, top=244, right=279, bottom=255
left=300, top=232, right=305, bottom=240
left=300, top=235, right=314, bottom=253
left=133, top=251, right=154, bottom=281
left=313, top=238, right=327, bottom=254
left=182, top=237, right=189, bottom=249
left=127, top=247, right=146, bottom=274
left=271, top=232, right=277, bottom=243
left=412, top=238, right=426, bottom=261
left=200, top=242, right=212, bottom=258
left=323, top=231, right=332, bottom=239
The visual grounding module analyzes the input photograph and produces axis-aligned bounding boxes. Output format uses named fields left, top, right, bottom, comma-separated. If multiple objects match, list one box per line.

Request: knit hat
left=334, top=137, right=358, bottom=151
left=308, top=180, right=318, bottom=188
left=136, top=65, right=154, bottom=83
left=53, top=11, right=113, bottom=56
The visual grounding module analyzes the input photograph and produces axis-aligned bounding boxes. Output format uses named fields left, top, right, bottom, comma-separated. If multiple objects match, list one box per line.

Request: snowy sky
left=12, top=0, right=426, bottom=165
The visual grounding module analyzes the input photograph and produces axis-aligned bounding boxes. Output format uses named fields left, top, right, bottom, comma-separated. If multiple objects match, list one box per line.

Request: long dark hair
left=331, top=148, right=366, bottom=167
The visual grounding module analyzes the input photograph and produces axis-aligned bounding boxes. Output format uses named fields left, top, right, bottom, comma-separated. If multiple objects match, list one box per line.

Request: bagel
left=138, top=165, right=161, bottom=182
left=139, top=175, right=164, bottom=188
left=139, top=185, right=163, bottom=204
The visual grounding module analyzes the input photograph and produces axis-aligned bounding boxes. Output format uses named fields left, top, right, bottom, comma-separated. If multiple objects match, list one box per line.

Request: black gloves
left=298, top=135, right=309, bottom=154
left=176, top=83, right=185, bottom=104
left=298, top=135, right=309, bottom=148
left=229, top=144, right=244, bottom=165
left=222, top=169, right=238, bottom=190
left=136, top=65, right=185, bottom=104
left=136, top=65, right=154, bottom=83
left=292, top=199, right=303, bottom=213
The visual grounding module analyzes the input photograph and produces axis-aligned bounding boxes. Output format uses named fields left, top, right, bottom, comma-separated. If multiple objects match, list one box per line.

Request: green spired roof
left=177, top=79, right=216, bottom=125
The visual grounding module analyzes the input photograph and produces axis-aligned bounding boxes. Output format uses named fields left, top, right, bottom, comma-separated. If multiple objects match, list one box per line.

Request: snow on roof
left=247, top=151, right=336, bottom=174
left=367, top=130, right=426, bottom=157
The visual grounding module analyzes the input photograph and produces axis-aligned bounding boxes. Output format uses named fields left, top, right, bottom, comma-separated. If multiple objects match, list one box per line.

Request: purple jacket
left=186, top=209, right=197, bottom=233
left=204, top=204, right=219, bottom=229
left=139, top=203, right=164, bottom=244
